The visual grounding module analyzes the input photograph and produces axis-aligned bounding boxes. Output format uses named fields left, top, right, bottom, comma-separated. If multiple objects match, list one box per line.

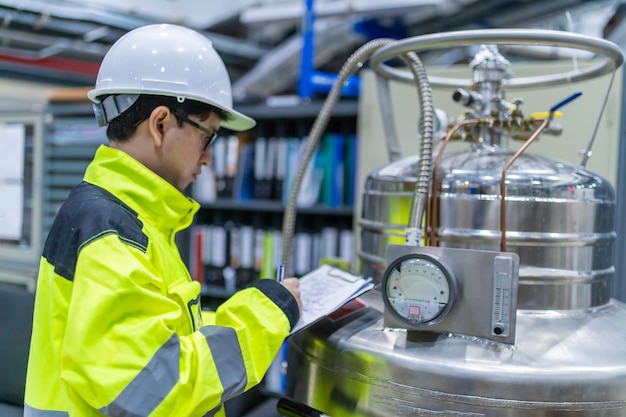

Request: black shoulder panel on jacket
left=247, top=279, right=300, bottom=330
left=42, top=182, right=149, bottom=281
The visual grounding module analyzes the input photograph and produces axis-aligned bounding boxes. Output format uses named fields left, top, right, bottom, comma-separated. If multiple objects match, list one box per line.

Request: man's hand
left=281, top=277, right=302, bottom=313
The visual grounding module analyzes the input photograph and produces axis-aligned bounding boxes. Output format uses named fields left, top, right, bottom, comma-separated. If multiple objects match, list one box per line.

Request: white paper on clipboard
left=290, top=264, right=374, bottom=335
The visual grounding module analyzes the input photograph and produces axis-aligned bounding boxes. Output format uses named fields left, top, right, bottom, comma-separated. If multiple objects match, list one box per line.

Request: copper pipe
left=423, top=133, right=446, bottom=245
left=499, top=117, right=550, bottom=252
left=428, top=119, right=480, bottom=246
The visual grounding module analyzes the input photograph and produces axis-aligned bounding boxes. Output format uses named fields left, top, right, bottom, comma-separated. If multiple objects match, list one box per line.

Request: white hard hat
left=88, top=24, right=255, bottom=131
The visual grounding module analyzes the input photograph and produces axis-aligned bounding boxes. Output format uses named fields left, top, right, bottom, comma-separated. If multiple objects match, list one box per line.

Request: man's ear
left=147, top=106, right=172, bottom=148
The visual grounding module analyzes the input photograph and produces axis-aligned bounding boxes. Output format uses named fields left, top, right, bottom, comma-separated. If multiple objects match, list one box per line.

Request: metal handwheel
left=370, top=28, right=624, bottom=89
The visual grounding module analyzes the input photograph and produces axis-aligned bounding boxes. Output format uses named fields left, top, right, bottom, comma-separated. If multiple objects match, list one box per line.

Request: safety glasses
left=171, top=111, right=219, bottom=151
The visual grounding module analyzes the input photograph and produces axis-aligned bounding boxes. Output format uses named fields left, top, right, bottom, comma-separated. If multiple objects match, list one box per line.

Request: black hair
left=106, top=94, right=230, bottom=141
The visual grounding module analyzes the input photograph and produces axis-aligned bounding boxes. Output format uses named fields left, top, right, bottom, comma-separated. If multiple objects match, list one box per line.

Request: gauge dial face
left=384, top=255, right=454, bottom=325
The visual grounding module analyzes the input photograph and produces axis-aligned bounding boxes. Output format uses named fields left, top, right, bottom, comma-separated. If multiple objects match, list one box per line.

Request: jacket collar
left=83, top=145, right=200, bottom=235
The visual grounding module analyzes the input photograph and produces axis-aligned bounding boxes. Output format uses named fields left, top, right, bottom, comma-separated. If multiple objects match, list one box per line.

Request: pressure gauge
left=382, top=253, right=457, bottom=327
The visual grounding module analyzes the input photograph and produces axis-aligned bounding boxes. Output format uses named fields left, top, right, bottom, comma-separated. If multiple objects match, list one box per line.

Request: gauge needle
left=394, top=279, right=406, bottom=295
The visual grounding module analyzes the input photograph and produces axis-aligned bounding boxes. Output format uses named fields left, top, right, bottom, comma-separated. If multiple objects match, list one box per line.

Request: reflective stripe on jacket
left=25, top=145, right=299, bottom=417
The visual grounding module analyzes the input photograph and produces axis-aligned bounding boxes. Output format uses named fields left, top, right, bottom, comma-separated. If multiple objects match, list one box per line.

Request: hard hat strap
left=93, top=94, right=140, bottom=127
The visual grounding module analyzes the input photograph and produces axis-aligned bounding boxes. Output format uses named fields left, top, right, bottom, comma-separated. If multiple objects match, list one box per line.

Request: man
left=24, top=24, right=302, bottom=417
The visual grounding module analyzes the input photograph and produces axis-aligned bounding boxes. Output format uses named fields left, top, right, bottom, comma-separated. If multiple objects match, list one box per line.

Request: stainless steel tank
left=286, top=29, right=626, bottom=416
left=361, top=148, right=616, bottom=310
left=287, top=294, right=626, bottom=416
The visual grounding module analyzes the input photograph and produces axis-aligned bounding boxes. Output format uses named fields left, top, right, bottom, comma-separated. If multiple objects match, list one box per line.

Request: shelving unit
left=198, top=198, right=354, bottom=216
left=191, top=99, right=359, bottom=306
left=42, top=101, right=108, bottom=240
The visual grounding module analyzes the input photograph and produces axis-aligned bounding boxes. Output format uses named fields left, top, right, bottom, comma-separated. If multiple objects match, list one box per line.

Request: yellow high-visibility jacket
left=25, top=145, right=299, bottom=417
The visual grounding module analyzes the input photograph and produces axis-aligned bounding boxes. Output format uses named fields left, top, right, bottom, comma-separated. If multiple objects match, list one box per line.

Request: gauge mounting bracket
left=382, top=245, right=520, bottom=344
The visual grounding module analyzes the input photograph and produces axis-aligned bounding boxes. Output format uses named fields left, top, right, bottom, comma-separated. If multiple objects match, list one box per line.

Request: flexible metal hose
left=402, top=51, right=434, bottom=243
left=281, top=38, right=396, bottom=273
left=281, top=41, right=436, bottom=271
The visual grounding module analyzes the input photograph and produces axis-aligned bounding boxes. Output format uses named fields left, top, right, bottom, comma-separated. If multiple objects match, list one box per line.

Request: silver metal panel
left=0, top=112, right=44, bottom=288
left=613, top=30, right=626, bottom=303
left=383, top=245, right=519, bottom=343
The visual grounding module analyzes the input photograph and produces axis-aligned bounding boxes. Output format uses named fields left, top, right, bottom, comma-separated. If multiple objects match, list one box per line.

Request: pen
left=276, top=263, right=285, bottom=283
